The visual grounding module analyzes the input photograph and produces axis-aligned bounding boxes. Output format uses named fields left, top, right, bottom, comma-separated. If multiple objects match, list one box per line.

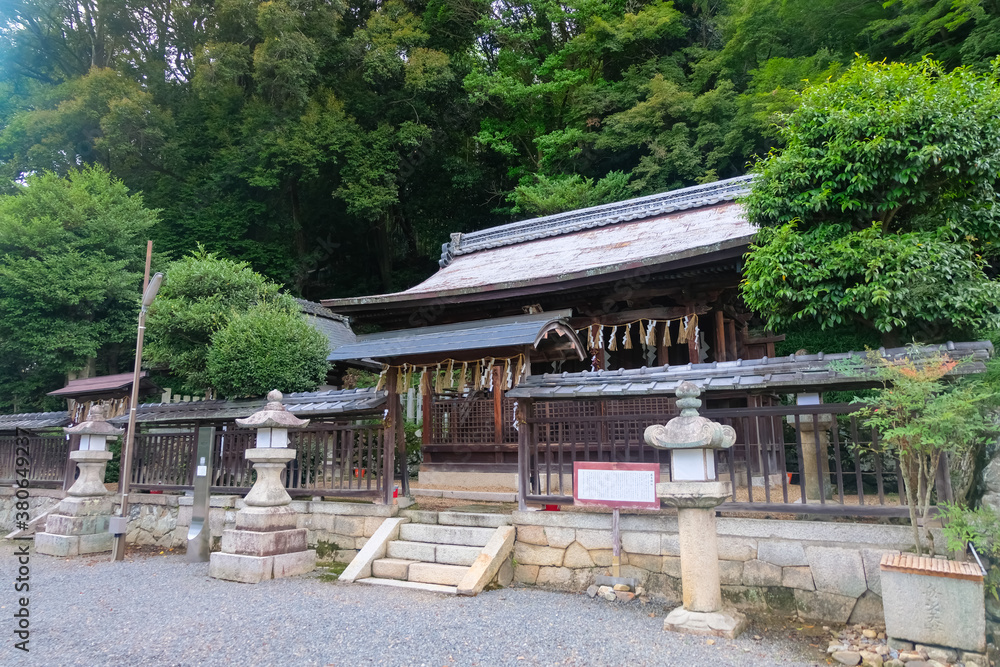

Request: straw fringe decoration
left=446, top=359, right=455, bottom=388
left=375, top=367, right=387, bottom=392
left=458, top=362, right=468, bottom=394
left=646, top=320, right=658, bottom=347
left=434, top=362, right=444, bottom=394
left=608, top=326, right=619, bottom=351
left=623, top=323, right=633, bottom=349
left=662, top=320, right=672, bottom=347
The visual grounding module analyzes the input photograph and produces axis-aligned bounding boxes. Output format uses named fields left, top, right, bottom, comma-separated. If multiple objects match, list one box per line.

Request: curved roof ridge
left=439, top=175, right=754, bottom=267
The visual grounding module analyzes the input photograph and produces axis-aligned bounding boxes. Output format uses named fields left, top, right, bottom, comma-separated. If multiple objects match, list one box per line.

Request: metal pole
left=111, top=306, right=147, bottom=561
left=612, top=507, right=621, bottom=578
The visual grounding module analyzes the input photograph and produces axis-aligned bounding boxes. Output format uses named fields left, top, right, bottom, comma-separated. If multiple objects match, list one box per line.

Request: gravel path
left=0, top=541, right=825, bottom=667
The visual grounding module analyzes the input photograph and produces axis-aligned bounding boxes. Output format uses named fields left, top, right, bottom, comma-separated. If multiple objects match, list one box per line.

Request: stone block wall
left=512, top=511, right=940, bottom=625
left=124, top=493, right=396, bottom=561
left=0, top=488, right=63, bottom=532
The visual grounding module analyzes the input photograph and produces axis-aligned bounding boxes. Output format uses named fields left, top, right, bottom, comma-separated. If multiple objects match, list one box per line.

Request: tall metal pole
left=112, top=271, right=163, bottom=561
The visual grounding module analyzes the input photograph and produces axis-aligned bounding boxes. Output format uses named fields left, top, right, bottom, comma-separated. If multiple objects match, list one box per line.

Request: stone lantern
left=644, top=381, right=747, bottom=639
left=209, top=390, right=317, bottom=583
left=36, top=405, right=122, bottom=557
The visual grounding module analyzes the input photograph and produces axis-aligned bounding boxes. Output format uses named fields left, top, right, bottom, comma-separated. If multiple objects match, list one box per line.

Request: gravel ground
left=0, top=541, right=826, bottom=667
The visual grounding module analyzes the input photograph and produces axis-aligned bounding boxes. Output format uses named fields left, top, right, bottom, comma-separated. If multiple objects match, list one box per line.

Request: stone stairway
left=347, top=511, right=515, bottom=595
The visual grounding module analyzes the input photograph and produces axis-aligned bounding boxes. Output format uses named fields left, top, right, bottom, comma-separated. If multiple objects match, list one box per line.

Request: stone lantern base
left=36, top=451, right=115, bottom=557
left=663, top=607, right=748, bottom=638
left=208, top=449, right=315, bottom=583
left=658, top=480, right=747, bottom=639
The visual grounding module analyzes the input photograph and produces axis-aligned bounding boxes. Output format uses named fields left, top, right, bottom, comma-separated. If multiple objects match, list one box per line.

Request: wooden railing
left=129, top=422, right=386, bottom=498
left=521, top=401, right=913, bottom=517
left=0, top=435, right=71, bottom=488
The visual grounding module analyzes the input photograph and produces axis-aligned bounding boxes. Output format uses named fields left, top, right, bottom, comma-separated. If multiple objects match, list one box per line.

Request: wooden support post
left=420, top=370, right=431, bottom=447
left=726, top=319, right=738, bottom=361
left=493, top=364, right=504, bottom=445
left=656, top=321, right=670, bottom=367
left=590, top=322, right=604, bottom=370
left=384, top=367, right=398, bottom=504
left=517, top=399, right=531, bottom=511
left=687, top=329, right=699, bottom=365
left=714, top=311, right=726, bottom=362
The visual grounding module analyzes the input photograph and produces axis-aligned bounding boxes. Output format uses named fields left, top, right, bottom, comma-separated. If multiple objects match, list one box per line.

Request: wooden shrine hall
left=323, top=176, right=787, bottom=489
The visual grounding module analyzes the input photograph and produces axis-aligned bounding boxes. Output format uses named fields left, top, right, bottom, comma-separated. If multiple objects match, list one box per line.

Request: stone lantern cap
left=64, top=404, right=124, bottom=437
left=236, top=390, right=310, bottom=429
left=644, top=382, right=736, bottom=450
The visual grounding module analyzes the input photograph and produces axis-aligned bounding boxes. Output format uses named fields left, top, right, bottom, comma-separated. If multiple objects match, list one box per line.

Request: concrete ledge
left=340, top=517, right=408, bottom=583
left=0, top=488, right=65, bottom=499
left=458, top=526, right=516, bottom=596
left=412, top=489, right=516, bottom=503
left=129, top=493, right=181, bottom=507
left=309, top=501, right=397, bottom=517
left=177, top=495, right=240, bottom=508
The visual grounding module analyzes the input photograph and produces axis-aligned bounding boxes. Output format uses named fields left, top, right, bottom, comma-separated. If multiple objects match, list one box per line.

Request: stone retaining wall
left=512, top=511, right=942, bottom=625
left=0, top=488, right=63, bottom=532
left=124, top=494, right=395, bottom=562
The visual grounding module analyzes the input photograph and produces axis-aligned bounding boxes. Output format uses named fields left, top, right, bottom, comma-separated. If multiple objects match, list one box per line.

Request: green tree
left=144, top=248, right=294, bottom=395
left=206, top=301, right=330, bottom=398
left=854, top=349, right=994, bottom=554
left=742, top=57, right=1000, bottom=345
left=0, top=166, right=157, bottom=412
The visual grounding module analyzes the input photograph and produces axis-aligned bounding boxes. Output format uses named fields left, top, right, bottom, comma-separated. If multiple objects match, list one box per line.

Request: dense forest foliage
left=3, top=0, right=999, bottom=302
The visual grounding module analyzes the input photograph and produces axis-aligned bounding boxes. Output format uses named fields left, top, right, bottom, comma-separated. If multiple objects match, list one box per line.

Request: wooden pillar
left=657, top=321, right=670, bottom=367
left=687, top=328, right=699, bottom=365
left=420, top=371, right=432, bottom=447
left=726, top=319, right=738, bottom=361
left=492, top=364, right=504, bottom=445
left=384, top=367, right=398, bottom=504
left=714, top=311, right=727, bottom=362
left=517, top=399, right=533, bottom=511
left=590, top=322, right=604, bottom=370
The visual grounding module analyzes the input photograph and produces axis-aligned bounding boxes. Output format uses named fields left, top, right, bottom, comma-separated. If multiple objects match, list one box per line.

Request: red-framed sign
left=573, top=462, right=660, bottom=510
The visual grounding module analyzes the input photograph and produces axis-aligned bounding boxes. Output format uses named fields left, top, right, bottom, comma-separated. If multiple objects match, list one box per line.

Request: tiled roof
left=506, top=341, right=993, bottom=398
left=328, top=310, right=584, bottom=363
left=439, top=176, right=752, bottom=266
left=323, top=176, right=754, bottom=311
left=47, top=371, right=159, bottom=398
left=0, top=411, right=71, bottom=431
left=108, top=388, right=386, bottom=425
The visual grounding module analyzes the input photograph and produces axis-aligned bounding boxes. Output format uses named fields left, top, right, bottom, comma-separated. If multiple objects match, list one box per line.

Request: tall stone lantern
left=36, top=405, right=122, bottom=557
left=644, top=381, right=747, bottom=639
left=209, top=390, right=317, bottom=583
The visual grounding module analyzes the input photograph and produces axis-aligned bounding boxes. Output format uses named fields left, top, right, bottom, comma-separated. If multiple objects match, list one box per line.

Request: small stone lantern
left=209, top=390, right=317, bottom=583
left=36, top=405, right=122, bottom=557
left=644, top=381, right=747, bottom=639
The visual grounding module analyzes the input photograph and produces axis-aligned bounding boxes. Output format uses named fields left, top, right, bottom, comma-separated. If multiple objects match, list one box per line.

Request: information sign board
left=573, top=462, right=660, bottom=510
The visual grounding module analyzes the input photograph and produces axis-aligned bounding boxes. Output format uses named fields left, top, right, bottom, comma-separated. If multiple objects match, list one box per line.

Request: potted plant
left=853, top=347, right=994, bottom=654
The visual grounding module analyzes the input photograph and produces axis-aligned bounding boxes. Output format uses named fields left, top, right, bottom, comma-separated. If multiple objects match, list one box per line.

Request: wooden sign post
left=573, top=462, right=660, bottom=577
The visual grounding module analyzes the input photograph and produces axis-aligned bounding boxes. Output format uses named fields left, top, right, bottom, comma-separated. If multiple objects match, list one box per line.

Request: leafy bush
left=206, top=301, right=330, bottom=398
left=853, top=348, right=995, bottom=554
left=145, top=246, right=293, bottom=394
left=939, top=503, right=1000, bottom=600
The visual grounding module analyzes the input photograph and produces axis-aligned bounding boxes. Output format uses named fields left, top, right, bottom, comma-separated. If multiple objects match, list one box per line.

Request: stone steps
left=387, top=540, right=482, bottom=566
left=344, top=512, right=515, bottom=595
left=397, top=523, right=495, bottom=547
left=355, top=577, right=457, bottom=595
